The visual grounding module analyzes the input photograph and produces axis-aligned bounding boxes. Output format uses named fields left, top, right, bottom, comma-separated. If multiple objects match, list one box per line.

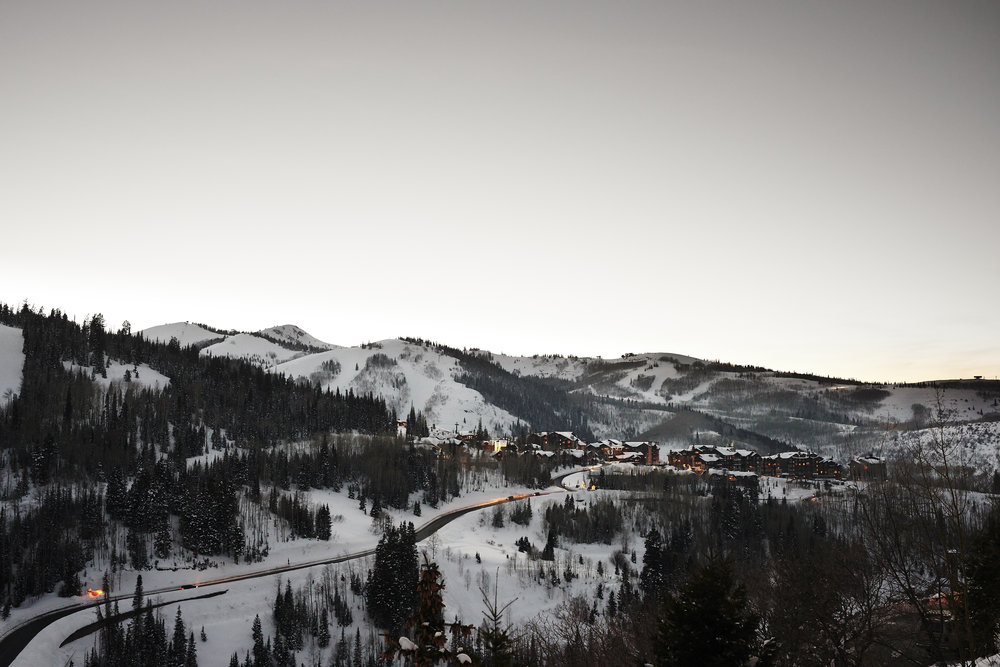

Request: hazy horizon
left=3, top=1, right=998, bottom=384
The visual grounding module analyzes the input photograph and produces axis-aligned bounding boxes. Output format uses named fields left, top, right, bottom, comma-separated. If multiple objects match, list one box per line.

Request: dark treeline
left=0, top=302, right=395, bottom=470
left=0, top=302, right=399, bottom=609
left=247, top=436, right=461, bottom=511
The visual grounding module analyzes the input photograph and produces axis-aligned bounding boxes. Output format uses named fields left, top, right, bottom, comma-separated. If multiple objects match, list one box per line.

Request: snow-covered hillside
left=142, top=322, right=224, bottom=348
left=0, top=323, right=24, bottom=404
left=141, top=323, right=338, bottom=368
left=492, top=352, right=590, bottom=381
left=200, top=332, right=309, bottom=368
left=139, top=323, right=526, bottom=433
left=257, top=324, right=339, bottom=351
left=878, top=420, right=1000, bottom=472
left=276, top=339, right=522, bottom=435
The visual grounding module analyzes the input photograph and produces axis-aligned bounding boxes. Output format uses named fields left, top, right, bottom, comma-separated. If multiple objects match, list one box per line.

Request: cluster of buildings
left=524, top=432, right=661, bottom=465
left=414, top=425, right=887, bottom=482
left=666, top=445, right=888, bottom=482
left=667, top=445, right=844, bottom=479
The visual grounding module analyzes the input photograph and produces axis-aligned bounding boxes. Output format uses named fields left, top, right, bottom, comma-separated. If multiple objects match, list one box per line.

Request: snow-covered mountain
left=137, top=325, right=524, bottom=435
left=131, top=321, right=1000, bottom=464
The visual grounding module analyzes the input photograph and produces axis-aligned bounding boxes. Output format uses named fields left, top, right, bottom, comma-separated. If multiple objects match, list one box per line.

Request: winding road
left=0, top=469, right=589, bottom=666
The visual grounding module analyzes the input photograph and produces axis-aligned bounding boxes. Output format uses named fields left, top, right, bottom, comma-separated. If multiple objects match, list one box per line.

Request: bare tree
left=856, top=395, right=985, bottom=664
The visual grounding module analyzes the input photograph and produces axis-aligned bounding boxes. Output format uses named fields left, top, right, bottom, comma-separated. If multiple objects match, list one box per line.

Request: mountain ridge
left=131, top=321, right=1000, bottom=468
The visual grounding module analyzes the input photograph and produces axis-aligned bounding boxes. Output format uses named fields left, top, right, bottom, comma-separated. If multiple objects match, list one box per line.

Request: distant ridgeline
left=0, top=302, right=397, bottom=460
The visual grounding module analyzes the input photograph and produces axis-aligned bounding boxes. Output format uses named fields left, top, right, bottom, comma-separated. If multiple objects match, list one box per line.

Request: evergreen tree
left=639, top=529, right=664, bottom=598
left=172, top=606, right=187, bottom=667
left=155, top=514, right=172, bottom=559
left=315, top=504, right=332, bottom=541
left=185, top=630, right=198, bottom=667
left=318, top=608, right=331, bottom=648
left=387, top=555, right=452, bottom=664
left=353, top=628, right=362, bottom=667
left=654, top=558, right=759, bottom=667
left=334, top=628, right=348, bottom=666
left=251, top=614, right=267, bottom=667
left=365, top=522, right=418, bottom=630
left=133, top=574, right=144, bottom=610
left=541, top=528, right=556, bottom=561
left=479, top=577, right=517, bottom=667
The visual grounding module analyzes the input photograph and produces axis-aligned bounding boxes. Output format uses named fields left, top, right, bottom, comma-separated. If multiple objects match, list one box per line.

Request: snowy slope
left=0, top=323, right=24, bottom=403
left=142, top=323, right=336, bottom=368
left=141, top=322, right=224, bottom=347
left=199, top=332, right=308, bottom=367
left=257, top=324, right=339, bottom=351
left=63, top=359, right=170, bottom=391
left=878, top=420, right=1000, bottom=472
left=139, top=322, right=525, bottom=432
left=276, top=339, right=522, bottom=434
left=876, top=384, right=998, bottom=423
left=492, top=352, right=590, bottom=381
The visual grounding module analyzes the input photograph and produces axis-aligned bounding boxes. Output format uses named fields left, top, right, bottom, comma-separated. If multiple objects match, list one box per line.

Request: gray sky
left=2, top=1, right=998, bottom=382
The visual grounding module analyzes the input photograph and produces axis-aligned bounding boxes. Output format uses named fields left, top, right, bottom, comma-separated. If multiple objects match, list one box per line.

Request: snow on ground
left=141, top=322, right=223, bottom=348
left=62, top=359, right=170, bottom=391
left=8, top=461, right=840, bottom=667
left=758, top=476, right=826, bottom=503
left=429, top=493, right=608, bottom=630
left=0, top=324, right=24, bottom=404
left=7, top=470, right=556, bottom=667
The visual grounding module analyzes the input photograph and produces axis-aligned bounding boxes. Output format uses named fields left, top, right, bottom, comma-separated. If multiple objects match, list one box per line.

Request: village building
left=482, top=439, right=510, bottom=454
left=708, top=468, right=760, bottom=489
left=624, top=442, right=661, bottom=465
left=528, top=431, right=588, bottom=451
left=592, top=439, right=625, bottom=459
left=669, top=445, right=841, bottom=480
left=850, top=455, right=888, bottom=481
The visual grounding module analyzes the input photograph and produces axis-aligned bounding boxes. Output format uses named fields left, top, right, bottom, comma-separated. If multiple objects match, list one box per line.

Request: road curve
left=0, top=471, right=588, bottom=666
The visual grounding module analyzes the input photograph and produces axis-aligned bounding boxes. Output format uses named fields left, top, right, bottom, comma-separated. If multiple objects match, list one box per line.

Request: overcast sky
left=2, top=1, right=998, bottom=382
